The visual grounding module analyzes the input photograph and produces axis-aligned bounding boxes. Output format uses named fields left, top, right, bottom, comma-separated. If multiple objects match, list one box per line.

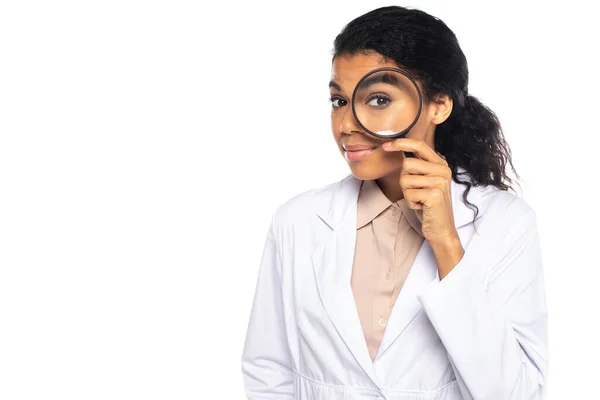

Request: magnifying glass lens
left=352, top=70, right=421, bottom=138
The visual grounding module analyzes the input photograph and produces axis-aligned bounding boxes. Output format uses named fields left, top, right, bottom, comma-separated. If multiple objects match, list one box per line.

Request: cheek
left=368, top=149, right=404, bottom=172
left=330, top=114, right=342, bottom=141
left=377, top=147, right=403, bottom=162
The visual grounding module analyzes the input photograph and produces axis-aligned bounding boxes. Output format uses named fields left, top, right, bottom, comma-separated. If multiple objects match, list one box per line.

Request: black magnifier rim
left=351, top=67, right=423, bottom=140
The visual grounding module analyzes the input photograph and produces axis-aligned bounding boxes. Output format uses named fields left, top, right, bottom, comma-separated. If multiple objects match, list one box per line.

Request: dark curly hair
left=332, top=5, right=521, bottom=224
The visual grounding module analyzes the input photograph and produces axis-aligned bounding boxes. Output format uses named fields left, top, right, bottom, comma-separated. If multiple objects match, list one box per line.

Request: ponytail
left=435, top=93, right=520, bottom=223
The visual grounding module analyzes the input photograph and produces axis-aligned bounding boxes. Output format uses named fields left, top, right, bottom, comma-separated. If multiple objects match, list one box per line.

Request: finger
left=403, top=188, right=446, bottom=209
left=399, top=157, right=451, bottom=177
left=383, top=138, right=446, bottom=165
left=400, top=175, right=449, bottom=210
left=400, top=174, right=449, bottom=192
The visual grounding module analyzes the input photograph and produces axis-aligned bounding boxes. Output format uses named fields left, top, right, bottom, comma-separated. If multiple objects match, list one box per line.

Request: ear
left=429, top=93, right=453, bottom=125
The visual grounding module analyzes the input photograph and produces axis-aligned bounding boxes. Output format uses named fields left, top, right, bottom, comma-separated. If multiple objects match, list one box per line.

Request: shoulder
left=483, top=187, right=535, bottom=219
left=269, top=174, right=349, bottom=233
left=450, top=166, right=538, bottom=245
left=475, top=186, right=539, bottom=249
left=450, top=167, right=537, bottom=232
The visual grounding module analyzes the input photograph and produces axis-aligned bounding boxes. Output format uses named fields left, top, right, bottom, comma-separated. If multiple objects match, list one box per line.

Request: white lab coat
left=241, top=167, right=549, bottom=400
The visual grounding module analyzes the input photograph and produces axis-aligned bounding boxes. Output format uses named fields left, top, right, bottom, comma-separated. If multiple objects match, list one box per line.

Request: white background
left=0, top=0, right=598, bottom=398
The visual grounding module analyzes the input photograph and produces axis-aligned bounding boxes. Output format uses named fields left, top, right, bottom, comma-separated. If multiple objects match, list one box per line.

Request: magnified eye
left=366, top=94, right=391, bottom=108
left=329, top=96, right=347, bottom=109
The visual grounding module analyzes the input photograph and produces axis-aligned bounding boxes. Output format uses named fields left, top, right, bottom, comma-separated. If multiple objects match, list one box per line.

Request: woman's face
left=329, top=52, right=441, bottom=181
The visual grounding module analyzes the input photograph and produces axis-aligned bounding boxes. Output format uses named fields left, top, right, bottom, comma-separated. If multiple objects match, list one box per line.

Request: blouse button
left=384, top=271, right=391, bottom=280
left=378, top=318, right=387, bottom=327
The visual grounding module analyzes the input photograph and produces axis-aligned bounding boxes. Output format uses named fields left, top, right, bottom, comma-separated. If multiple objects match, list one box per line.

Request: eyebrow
left=328, top=80, right=342, bottom=91
left=359, top=72, right=411, bottom=92
left=329, top=72, right=412, bottom=93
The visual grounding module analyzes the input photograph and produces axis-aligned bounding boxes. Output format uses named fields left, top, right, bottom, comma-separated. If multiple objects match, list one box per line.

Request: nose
left=339, top=104, right=362, bottom=136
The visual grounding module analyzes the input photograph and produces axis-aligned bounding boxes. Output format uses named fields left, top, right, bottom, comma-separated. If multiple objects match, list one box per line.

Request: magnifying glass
left=351, top=67, right=423, bottom=158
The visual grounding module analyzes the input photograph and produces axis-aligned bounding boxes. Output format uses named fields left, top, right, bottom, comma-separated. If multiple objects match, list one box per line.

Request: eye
left=366, top=94, right=391, bottom=108
left=329, top=96, right=347, bottom=109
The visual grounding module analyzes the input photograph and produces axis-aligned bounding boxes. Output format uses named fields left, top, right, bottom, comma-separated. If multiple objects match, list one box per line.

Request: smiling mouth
left=346, top=148, right=377, bottom=153
left=344, top=146, right=378, bottom=161
left=344, top=145, right=379, bottom=152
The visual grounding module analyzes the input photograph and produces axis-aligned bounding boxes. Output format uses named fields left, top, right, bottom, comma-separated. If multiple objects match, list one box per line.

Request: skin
left=329, top=51, right=463, bottom=279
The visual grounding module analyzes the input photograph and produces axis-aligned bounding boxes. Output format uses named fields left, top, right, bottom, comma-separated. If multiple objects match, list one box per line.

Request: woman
left=241, top=6, right=548, bottom=400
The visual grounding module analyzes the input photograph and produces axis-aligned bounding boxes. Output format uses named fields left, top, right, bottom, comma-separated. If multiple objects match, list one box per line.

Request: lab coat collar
left=311, top=166, right=494, bottom=385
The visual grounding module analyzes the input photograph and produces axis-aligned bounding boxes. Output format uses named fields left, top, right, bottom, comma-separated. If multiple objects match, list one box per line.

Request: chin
left=348, top=166, right=385, bottom=181
left=348, top=161, right=400, bottom=181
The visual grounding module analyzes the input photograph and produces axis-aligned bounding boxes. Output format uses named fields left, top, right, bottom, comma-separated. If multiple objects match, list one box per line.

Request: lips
left=343, top=144, right=378, bottom=151
left=344, top=146, right=378, bottom=161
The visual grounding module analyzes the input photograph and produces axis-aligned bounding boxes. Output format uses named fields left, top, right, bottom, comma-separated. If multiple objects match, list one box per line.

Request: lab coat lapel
left=311, top=174, right=379, bottom=384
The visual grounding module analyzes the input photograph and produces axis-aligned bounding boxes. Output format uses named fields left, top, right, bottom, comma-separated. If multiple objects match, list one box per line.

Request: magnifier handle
left=404, top=151, right=415, bottom=158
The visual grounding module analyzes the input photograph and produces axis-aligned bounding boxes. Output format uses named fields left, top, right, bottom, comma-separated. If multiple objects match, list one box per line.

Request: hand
left=382, top=138, right=458, bottom=246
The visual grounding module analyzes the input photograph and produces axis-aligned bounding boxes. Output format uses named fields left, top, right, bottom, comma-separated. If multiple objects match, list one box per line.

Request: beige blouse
left=350, top=179, right=425, bottom=361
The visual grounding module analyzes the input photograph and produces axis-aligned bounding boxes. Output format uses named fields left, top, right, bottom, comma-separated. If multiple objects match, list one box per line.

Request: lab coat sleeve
left=241, top=216, right=294, bottom=399
left=416, top=209, right=549, bottom=400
